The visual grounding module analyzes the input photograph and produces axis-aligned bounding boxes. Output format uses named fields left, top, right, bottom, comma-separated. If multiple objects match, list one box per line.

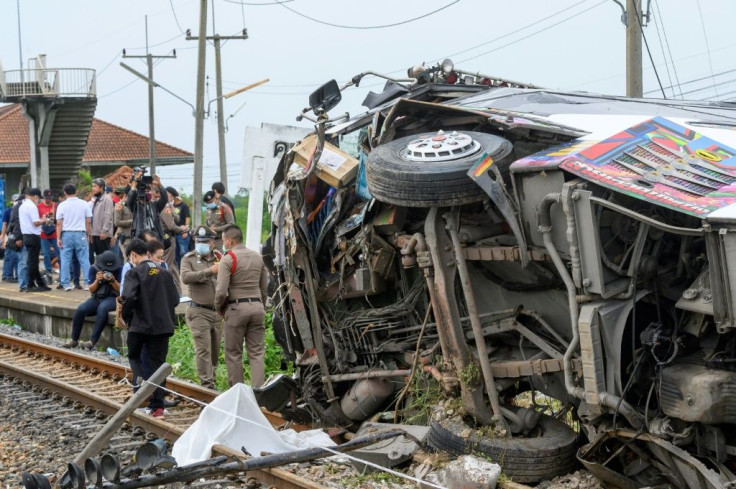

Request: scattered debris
left=423, top=454, right=502, bottom=489
left=349, top=422, right=430, bottom=473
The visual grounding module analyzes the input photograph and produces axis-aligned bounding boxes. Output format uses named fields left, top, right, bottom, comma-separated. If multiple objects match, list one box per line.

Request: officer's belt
left=189, top=301, right=218, bottom=311
left=227, top=297, right=261, bottom=304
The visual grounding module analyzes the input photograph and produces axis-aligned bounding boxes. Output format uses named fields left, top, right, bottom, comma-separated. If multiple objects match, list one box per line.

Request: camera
left=103, top=271, right=113, bottom=281
left=131, top=166, right=147, bottom=183
left=131, top=166, right=154, bottom=189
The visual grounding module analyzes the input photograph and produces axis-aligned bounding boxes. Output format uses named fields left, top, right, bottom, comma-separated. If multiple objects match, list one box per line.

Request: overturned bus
left=260, top=61, right=736, bottom=487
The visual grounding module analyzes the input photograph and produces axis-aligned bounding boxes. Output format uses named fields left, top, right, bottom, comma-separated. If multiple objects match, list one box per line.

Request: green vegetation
left=179, top=192, right=271, bottom=243
left=344, top=470, right=405, bottom=487
left=166, top=311, right=292, bottom=391
left=403, top=372, right=444, bottom=425
left=459, top=360, right=481, bottom=389
left=77, top=169, right=93, bottom=197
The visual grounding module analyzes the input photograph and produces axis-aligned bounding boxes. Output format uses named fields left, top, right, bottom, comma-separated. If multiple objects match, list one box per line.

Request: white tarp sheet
left=172, top=384, right=335, bottom=465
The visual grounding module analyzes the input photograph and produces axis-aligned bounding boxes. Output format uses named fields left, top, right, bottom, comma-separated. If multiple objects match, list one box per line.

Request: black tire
left=428, top=414, right=578, bottom=484
left=366, top=130, right=513, bottom=207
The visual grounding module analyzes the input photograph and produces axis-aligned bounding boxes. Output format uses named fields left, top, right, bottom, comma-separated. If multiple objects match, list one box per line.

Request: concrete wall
left=0, top=294, right=126, bottom=350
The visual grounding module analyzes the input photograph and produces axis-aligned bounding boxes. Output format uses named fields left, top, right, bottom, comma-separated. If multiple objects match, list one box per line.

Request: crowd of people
left=0, top=174, right=269, bottom=419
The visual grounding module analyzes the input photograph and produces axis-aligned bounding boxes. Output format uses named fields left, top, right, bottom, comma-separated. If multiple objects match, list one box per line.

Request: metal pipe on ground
left=102, top=429, right=408, bottom=489
left=62, top=363, right=173, bottom=486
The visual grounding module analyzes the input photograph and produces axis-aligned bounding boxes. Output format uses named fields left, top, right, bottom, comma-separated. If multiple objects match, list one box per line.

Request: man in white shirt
left=55, top=184, right=92, bottom=291
left=19, top=188, right=51, bottom=292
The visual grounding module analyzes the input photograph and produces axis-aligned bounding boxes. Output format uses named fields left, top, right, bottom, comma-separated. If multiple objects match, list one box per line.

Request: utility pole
left=187, top=1, right=248, bottom=193
left=123, top=16, right=176, bottom=174
left=192, top=0, right=208, bottom=228
left=625, top=0, right=643, bottom=98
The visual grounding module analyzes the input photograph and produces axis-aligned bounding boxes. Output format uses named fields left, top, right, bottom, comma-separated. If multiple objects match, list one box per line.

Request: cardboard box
left=292, top=134, right=359, bottom=188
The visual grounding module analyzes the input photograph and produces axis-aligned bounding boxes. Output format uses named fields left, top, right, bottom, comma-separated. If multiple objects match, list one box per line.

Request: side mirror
left=309, top=79, right=341, bottom=114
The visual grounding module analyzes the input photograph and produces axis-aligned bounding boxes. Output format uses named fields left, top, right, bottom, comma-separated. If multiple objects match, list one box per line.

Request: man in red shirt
left=37, top=189, right=59, bottom=285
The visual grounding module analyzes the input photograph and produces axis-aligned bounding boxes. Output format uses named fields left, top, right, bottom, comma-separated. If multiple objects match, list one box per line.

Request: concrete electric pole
left=625, top=0, right=643, bottom=98
left=192, top=0, right=208, bottom=228
left=186, top=23, right=248, bottom=193
left=123, top=16, right=176, bottom=174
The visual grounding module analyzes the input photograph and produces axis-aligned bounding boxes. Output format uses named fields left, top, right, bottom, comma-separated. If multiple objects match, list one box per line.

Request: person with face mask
left=37, top=189, right=59, bottom=284
left=180, top=227, right=224, bottom=389
left=214, top=224, right=268, bottom=387
left=203, top=190, right=235, bottom=251
left=19, top=188, right=52, bottom=292
left=120, top=238, right=179, bottom=419
left=90, top=178, right=115, bottom=260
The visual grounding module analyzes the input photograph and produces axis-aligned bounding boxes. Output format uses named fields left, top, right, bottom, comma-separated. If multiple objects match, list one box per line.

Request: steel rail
left=0, top=333, right=324, bottom=489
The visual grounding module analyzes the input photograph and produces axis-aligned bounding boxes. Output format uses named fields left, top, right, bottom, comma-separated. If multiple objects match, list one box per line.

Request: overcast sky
left=2, top=0, right=736, bottom=194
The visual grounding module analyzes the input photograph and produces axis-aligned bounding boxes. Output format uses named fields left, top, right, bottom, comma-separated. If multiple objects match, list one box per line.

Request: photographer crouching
left=127, top=167, right=168, bottom=244
left=63, top=250, right=122, bottom=349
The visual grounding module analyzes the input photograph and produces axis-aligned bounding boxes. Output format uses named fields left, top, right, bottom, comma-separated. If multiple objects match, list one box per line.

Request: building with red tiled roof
left=0, top=103, right=192, bottom=199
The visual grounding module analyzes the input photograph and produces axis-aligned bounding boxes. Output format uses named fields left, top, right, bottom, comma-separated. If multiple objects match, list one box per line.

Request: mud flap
left=467, top=153, right=529, bottom=267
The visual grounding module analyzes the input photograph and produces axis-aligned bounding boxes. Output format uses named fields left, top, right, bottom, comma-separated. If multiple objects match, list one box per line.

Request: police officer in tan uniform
left=214, top=224, right=268, bottom=387
left=204, top=190, right=235, bottom=250
left=113, top=187, right=133, bottom=258
left=181, top=227, right=223, bottom=389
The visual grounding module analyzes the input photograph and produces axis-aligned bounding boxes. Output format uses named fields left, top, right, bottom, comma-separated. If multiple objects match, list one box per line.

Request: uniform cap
left=203, top=190, right=216, bottom=203
left=193, top=226, right=216, bottom=242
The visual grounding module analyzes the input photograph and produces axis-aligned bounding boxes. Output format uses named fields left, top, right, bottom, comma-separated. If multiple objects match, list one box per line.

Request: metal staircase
left=0, top=56, right=97, bottom=190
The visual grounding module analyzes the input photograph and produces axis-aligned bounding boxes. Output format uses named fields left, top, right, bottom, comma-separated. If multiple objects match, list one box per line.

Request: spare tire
left=428, top=414, right=578, bottom=484
left=366, top=130, right=513, bottom=207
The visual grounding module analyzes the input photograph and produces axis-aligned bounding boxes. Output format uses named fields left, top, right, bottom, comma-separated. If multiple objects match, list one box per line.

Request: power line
left=654, top=0, right=682, bottom=98
left=169, top=0, right=186, bottom=34
left=129, top=31, right=182, bottom=51
left=457, top=0, right=606, bottom=64
left=273, top=0, right=460, bottom=30
left=681, top=76, right=736, bottom=97
left=650, top=10, right=675, bottom=98
left=430, top=0, right=590, bottom=62
left=95, top=52, right=122, bottom=78
left=645, top=67, right=736, bottom=95
left=703, top=87, right=736, bottom=101
left=634, top=4, right=666, bottom=98
left=695, top=0, right=718, bottom=98
left=98, top=79, right=138, bottom=98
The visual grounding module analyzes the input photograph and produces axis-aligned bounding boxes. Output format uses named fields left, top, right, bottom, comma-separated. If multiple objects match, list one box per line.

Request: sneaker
left=19, top=288, right=28, bottom=293
left=151, top=408, right=165, bottom=420
left=36, top=285, right=51, bottom=292
left=62, top=340, right=78, bottom=348
left=82, top=284, right=89, bottom=291
left=163, top=398, right=180, bottom=408
left=79, top=341, right=94, bottom=350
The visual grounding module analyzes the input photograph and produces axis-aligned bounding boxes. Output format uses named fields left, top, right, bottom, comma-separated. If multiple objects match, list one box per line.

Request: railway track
left=0, top=332, right=326, bottom=489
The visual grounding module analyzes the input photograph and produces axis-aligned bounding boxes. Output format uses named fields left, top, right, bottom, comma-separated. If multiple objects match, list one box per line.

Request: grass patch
left=344, top=471, right=405, bottom=488
left=166, top=311, right=292, bottom=391
left=403, top=372, right=444, bottom=425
